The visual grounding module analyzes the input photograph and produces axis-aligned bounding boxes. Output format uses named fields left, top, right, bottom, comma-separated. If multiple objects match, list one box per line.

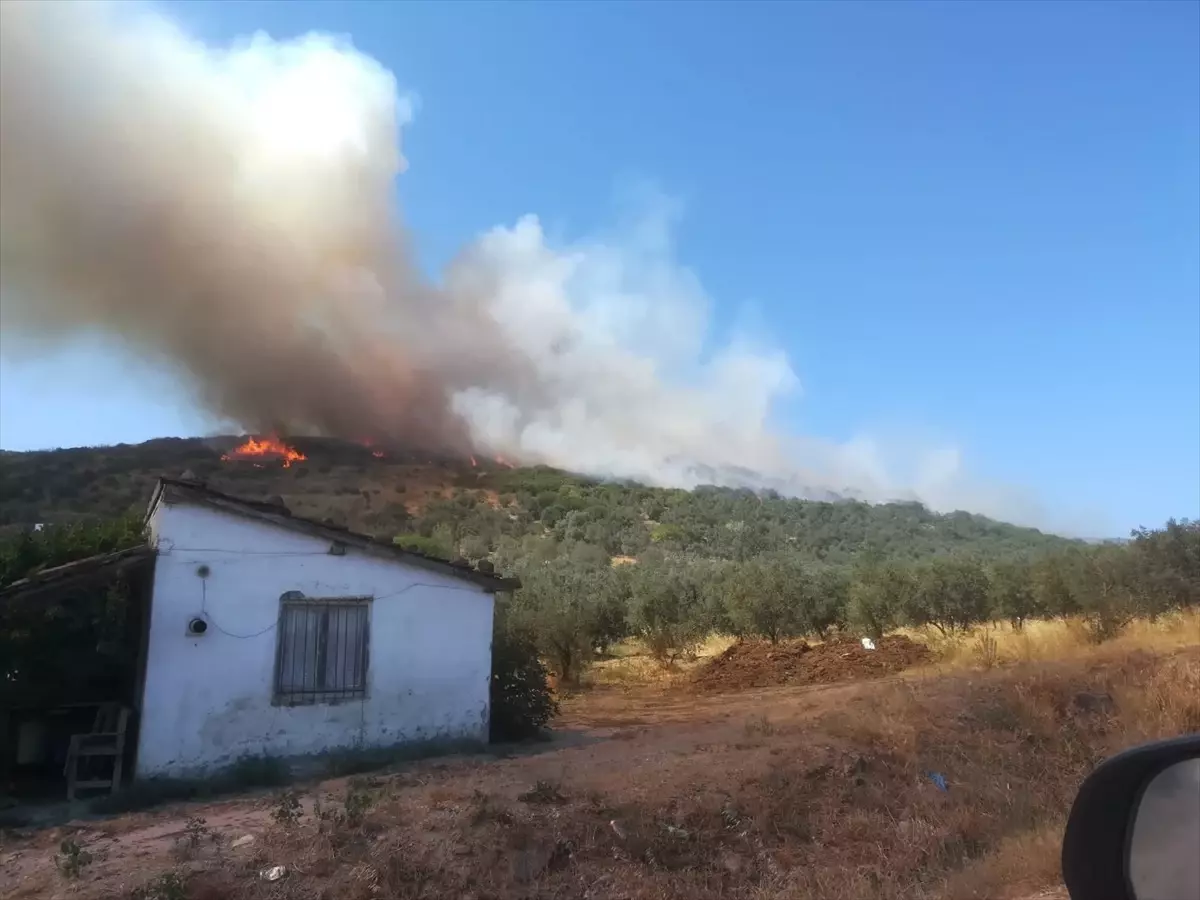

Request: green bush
left=0, top=513, right=145, bottom=589
left=392, top=532, right=454, bottom=559
left=490, top=614, right=558, bottom=741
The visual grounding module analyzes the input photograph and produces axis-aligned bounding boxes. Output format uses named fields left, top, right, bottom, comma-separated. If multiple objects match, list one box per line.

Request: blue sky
left=1, top=0, right=1197, bottom=535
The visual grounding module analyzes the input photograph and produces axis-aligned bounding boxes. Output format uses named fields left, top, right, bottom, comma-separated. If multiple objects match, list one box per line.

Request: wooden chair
left=63, top=703, right=129, bottom=801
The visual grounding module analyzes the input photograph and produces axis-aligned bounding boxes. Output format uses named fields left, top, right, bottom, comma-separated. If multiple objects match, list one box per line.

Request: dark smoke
left=0, top=0, right=1078, bottom=532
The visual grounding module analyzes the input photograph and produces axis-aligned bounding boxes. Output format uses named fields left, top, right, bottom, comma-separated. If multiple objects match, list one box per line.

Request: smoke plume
left=0, top=0, right=1064, bottom=528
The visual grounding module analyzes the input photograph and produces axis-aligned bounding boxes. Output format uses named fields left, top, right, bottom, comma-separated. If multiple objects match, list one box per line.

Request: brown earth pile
left=694, top=634, right=932, bottom=692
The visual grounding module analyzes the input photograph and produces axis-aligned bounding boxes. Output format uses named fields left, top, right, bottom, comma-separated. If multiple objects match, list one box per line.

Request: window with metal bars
left=273, top=598, right=370, bottom=705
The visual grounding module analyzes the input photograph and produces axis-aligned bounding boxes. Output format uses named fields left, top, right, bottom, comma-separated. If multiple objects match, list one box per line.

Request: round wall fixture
left=195, top=564, right=211, bottom=579
left=186, top=617, right=209, bottom=636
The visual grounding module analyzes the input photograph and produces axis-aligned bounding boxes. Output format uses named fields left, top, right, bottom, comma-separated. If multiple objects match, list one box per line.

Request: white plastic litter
left=861, top=637, right=877, bottom=651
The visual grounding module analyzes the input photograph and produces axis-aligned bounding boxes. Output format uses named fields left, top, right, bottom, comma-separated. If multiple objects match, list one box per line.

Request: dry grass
left=586, top=634, right=738, bottom=690
left=4, top=623, right=1197, bottom=900
left=904, top=608, right=1200, bottom=671
left=590, top=608, right=1195, bottom=694
left=208, top=651, right=1200, bottom=899
left=938, top=823, right=1067, bottom=900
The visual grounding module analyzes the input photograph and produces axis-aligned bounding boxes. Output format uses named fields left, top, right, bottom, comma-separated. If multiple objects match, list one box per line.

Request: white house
left=132, top=477, right=515, bottom=779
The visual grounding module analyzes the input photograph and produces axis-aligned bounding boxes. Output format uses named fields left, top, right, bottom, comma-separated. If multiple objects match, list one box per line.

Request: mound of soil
left=694, top=635, right=932, bottom=693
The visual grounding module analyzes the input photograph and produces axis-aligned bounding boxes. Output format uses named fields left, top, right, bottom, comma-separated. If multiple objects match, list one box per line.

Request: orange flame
left=222, top=435, right=307, bottom=468
left=469, top=455, right=478, bottom=468
left=372, top=449, right=385, bottom=459
left=494, top=455, right=515, bottom=469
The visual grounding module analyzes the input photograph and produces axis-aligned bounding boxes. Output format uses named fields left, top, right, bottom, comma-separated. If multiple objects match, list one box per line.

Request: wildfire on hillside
left=221, top=435, right=307, bottom=468
left=469, top=455, right=477, bottom=467
left=494, top=455, right=515, bottom=469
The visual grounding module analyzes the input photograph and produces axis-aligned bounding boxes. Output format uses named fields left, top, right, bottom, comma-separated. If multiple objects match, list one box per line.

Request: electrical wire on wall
left=190, top=563, right=486, bottom=640
left=198, top=578, right=279, bottom=639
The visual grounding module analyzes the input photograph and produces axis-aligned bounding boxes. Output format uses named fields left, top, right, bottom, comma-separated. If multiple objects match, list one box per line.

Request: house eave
left=150, top=478, right=519, bottom=593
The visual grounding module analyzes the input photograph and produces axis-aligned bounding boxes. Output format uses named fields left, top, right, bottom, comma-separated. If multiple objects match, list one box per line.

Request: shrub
left=55, top=838, right=93, bottom=879
left=393, top=532, right=454, bottom=559
left=271, top=789, right=304, bottom=828
left=490, top=613, right=558, bottom=741
left=0, top=513, right=145, bottom=588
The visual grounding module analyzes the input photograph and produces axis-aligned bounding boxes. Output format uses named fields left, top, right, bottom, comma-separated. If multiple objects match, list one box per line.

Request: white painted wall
left=135, top=501, right=494, bottom=778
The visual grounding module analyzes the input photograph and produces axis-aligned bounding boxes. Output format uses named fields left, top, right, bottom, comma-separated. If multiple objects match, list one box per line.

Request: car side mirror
left=1062, top=734, right=1200, bottom=900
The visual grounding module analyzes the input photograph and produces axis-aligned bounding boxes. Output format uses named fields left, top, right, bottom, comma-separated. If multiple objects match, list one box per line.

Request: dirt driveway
left=5, top=651, right=1162, bottom=900
left=3, top=677, right=878, bottom=894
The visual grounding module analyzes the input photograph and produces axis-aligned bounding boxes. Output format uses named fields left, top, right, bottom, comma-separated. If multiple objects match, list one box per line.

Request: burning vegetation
left=221, top=436, right=307, bottom=468
left=216, top=435, right=515, bottom=483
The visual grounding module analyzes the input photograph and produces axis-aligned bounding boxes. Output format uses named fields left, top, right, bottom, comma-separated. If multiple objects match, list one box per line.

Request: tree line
left=497, top=518, right=1198, bottom=683
left=401, top=469, right=1077, bottom=566
left=383, top=472, right=1196, bottom=684
left=2, top=470, right=1195, bottom=728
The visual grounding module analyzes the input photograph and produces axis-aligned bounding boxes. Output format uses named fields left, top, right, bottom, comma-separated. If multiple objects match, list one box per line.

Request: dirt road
left=7, top=649, right=1188, bottom=900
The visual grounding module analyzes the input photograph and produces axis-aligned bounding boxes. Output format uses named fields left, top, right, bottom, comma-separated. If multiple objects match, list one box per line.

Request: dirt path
left=1, top=659, right=1116, bottom=900
left=1, top=676, right=907, bottom=898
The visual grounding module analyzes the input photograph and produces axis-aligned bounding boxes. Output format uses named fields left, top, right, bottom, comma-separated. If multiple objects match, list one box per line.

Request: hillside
left=0, top=436, right=492, bottom=536
left=0, top=435, right=1075, bottom=564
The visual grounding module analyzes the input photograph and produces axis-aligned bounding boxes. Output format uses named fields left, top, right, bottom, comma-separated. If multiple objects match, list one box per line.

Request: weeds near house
left=173, top=815, right=223, bottom=861
left=271, top=789, right=304, bottom=828
left=129, top=870, right=188, bottom=900
left=313, top=777, right=377, bottom=833
left=342, top=778, right=374, bottom=827
left=182, top=815, right=210, bottom=847
left=468, top=789, right=514, bottom=825
left=518, top=779, right=567, bottom=805
left=55, top=837, right=93, bottom=879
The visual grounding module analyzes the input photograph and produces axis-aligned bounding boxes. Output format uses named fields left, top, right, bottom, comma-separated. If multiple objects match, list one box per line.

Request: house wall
left=135, top=502, right=494, bottom=779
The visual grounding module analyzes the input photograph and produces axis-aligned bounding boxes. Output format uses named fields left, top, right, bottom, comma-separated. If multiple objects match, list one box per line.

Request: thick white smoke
left=0, top=0, right=1065, bottom=529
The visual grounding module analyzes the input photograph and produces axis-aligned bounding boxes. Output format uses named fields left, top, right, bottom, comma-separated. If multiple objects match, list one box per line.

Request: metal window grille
left=274, top=599, right=370, bottom=705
